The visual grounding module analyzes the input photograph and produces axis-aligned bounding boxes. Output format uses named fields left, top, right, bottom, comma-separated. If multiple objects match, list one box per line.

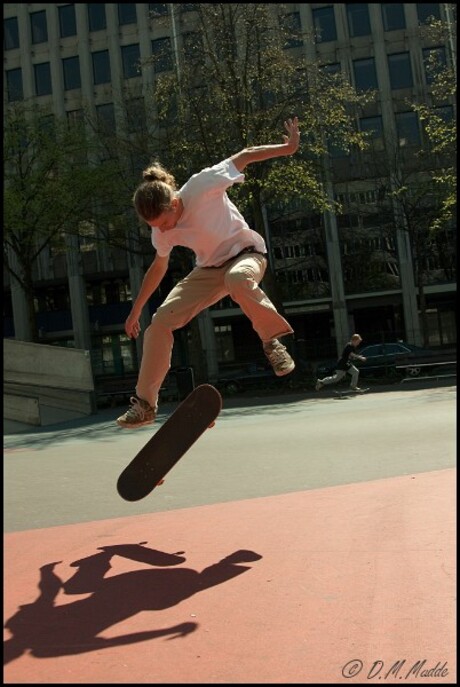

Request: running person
left=315, top=334, right=367, bottom=392
left=117, top=118, right=300, bottom=428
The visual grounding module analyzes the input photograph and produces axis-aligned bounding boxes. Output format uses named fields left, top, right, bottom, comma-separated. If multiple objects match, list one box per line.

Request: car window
left=383, top=343, right=410, bottom=354
left=361, top=345, right=383, bottom=357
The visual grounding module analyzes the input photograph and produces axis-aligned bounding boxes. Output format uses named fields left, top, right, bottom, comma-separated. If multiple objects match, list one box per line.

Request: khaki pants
left=136, top=253, right=293, bottom=407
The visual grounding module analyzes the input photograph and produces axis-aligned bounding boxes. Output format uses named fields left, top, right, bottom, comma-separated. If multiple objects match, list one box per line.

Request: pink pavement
left=4, top=468, right=456, bottom=684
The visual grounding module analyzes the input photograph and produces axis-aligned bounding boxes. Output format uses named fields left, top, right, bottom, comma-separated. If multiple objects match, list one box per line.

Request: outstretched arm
left=125, top=254, right=169, bottom=339
left=231, top=117, right=300, bottom=172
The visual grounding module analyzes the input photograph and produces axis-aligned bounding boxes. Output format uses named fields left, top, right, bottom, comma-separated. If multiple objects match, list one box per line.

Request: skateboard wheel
left=209, top=421, right=216, bottom=428
left=157, top=479, right=165, bottom=486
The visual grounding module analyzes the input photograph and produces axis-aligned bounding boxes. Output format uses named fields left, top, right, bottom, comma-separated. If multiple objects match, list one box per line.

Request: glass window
left=34, top=62, right=52, bottom=96
left=63, top=56, right=81, bottom=90
left=88, top=4, right=106, bottom=32
left=30, top=10, right=48, bottom=44
left=312, top=6, right=337, bottom=43
left=182, top=32, right=205, bottom=66
left=121, top=44, right=141, bottom=79
left=118, top=3, right=137, bottom=25
left=395, top=111, right=421, bottom=146
left=96, top=103, right=116, bottom=131
left=321, top=62, right=341, bottom=75
left=66, top=109, right=84, bottom=127
left=126, top=98, right=147, bottom=134
left=6, top=68, right=23, bottom=102
left=149, top=4, right=168, bottom=17
left=92, top=50, right=111, bottom=85
left=282, top=12, right=303, bottom=49
left=416, top=3, right=441, bottom=24
left=151, top=37, right=173, bottom=73
left=388, top=52, right=413, bottom=89
left=360, top=115, right=384, bottom=150
left=59, top=4, right=77, bottom=38
left=423, top=46, right=447, bottom=85
left=433, top=105, right=453, bottom=123
left=179, top=4, right=198, bottom=12
left=4, top=16, right=19, bottom=50
left=346, top=4, right=371, bottom=37
left=353, top=57, right=378, bottom=91
left=381, top=4, right=406, bottom=31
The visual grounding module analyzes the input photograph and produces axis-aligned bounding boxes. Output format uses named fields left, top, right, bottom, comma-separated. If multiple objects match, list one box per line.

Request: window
left=88, top=4, right=106, bottom=32
left=149, top=4, right=168, bottom=17
left=62, top=56, right=81, bottom=90
left=416, top=3, right=441, bottom=24
left=118, top=3, right=137, bottom=25
left=353, top=57, right=378, bottom=91
left=360, top=116, right=384, bottom=150
left=423, top=46, right=447, bottom=85
left=30, top=10, right=48, bottom=44
left=6, top=68, right=23, bottom=102
left=4, top=16, right=19, bottom=50
left=92, top=50, right=111, bottom=85
left=126, top=98, right=147, bottom=134
left=388, top=52, right=413, bottom=89
left=34, top=62, right=52, bottom=96
left=59, top=4, right=77, bottom=38
left=395, top=112, right=421, bottom=146
left=96, top=103, right=116, bottom=132
left=281, top=12, right=303, bottom=49
left=321, top=62, right=341, bottom=75
left=182, top=32, right=205, bottom=66
left=121, top=44, right=141, bottom=79
left=346, top=4, right=371, bottom=37
left=151, top=37, right=173, bottom=73
left=381, top=4, right=406, bottom=31
left=312, top=6, right=337, bottom=43
left=66, top=109, right=84, bottom=127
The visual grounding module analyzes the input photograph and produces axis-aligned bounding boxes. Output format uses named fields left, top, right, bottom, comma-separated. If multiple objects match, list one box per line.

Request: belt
left=204, top=246, right=268, bottom=269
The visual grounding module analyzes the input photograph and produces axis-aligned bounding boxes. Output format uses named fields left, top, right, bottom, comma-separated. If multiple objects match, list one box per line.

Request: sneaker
left=315, top=380, right=323, bottom=391
left=350, top=386, right=362, bottom=392
left=116, top=396, right=157, bottom=429
left=263, top=339, right=295, bottom=377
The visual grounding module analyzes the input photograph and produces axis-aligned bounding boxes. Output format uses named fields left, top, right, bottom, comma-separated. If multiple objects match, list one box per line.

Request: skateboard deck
left=117, top=384, right=222, bottom=502
left=334, top=387, right=370, bottom=396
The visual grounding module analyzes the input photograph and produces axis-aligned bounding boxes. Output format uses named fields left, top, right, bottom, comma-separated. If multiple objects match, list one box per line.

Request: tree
left=142, top=3, right=372, bottom=312
left=4, top=102, right=128, bottom=341
left=412, top=16, right=457, bottom=232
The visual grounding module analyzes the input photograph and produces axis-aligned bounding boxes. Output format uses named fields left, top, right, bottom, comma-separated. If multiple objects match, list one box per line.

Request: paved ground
left=3, top=382, right=456, bottom=684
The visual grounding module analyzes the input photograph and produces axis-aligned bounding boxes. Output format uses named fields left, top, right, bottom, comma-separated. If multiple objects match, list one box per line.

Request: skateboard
left=117, top=384, right=222, bottom=502
left=334, top=387, right=370, bottom=397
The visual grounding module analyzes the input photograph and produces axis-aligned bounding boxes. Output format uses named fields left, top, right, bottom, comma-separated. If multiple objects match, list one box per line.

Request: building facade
left=4, top=3, right=457, bottom=380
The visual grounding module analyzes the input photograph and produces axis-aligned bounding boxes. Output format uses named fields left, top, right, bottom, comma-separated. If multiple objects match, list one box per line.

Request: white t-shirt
left=150, top=158, right=267, bottom=267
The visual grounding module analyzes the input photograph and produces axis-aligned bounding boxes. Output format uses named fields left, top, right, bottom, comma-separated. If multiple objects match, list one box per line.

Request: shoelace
left=126, top=396, right=147, bottom=420
left=265, top=344, right=288, bottom=364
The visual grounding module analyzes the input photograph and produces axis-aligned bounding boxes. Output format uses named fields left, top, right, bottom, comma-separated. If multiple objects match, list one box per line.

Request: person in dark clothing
left=315, top=334, right=367, bottom=391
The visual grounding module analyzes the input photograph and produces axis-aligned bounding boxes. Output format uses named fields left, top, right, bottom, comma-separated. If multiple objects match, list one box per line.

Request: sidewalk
left=4, top=384, right=456, bottom=683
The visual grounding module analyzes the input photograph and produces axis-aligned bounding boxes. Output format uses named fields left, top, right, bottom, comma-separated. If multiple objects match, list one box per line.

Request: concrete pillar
left=198, top=310, right=219, bottom=380
left=7, top=247, right=31, bottom=341
left=322, top=196, right=350, bottom=353
left=65, top=234, right=92, bottom=350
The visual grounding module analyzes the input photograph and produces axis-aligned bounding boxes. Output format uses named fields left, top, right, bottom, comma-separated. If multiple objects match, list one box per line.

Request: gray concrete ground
left=4, top=381, right=456, bottom=533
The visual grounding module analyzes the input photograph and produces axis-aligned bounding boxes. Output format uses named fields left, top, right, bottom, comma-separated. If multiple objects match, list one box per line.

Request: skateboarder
left=117, top=118, right=300, bottom=428
left=315, top=334, right=367, bottom=392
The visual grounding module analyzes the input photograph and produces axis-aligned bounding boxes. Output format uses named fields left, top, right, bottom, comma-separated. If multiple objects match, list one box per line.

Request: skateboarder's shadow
left=4, top=543, right=262, bottom=665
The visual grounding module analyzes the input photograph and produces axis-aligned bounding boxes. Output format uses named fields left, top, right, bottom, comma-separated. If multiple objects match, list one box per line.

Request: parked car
left=315, top=341, right=438, bottom=379
left=215, top=362, right=282, bottom=394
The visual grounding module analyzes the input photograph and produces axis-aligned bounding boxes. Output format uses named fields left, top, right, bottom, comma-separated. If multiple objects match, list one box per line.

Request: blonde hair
left=351, top=334, right=362, bottom=342
left=132, top=163, right=177, bottom=223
